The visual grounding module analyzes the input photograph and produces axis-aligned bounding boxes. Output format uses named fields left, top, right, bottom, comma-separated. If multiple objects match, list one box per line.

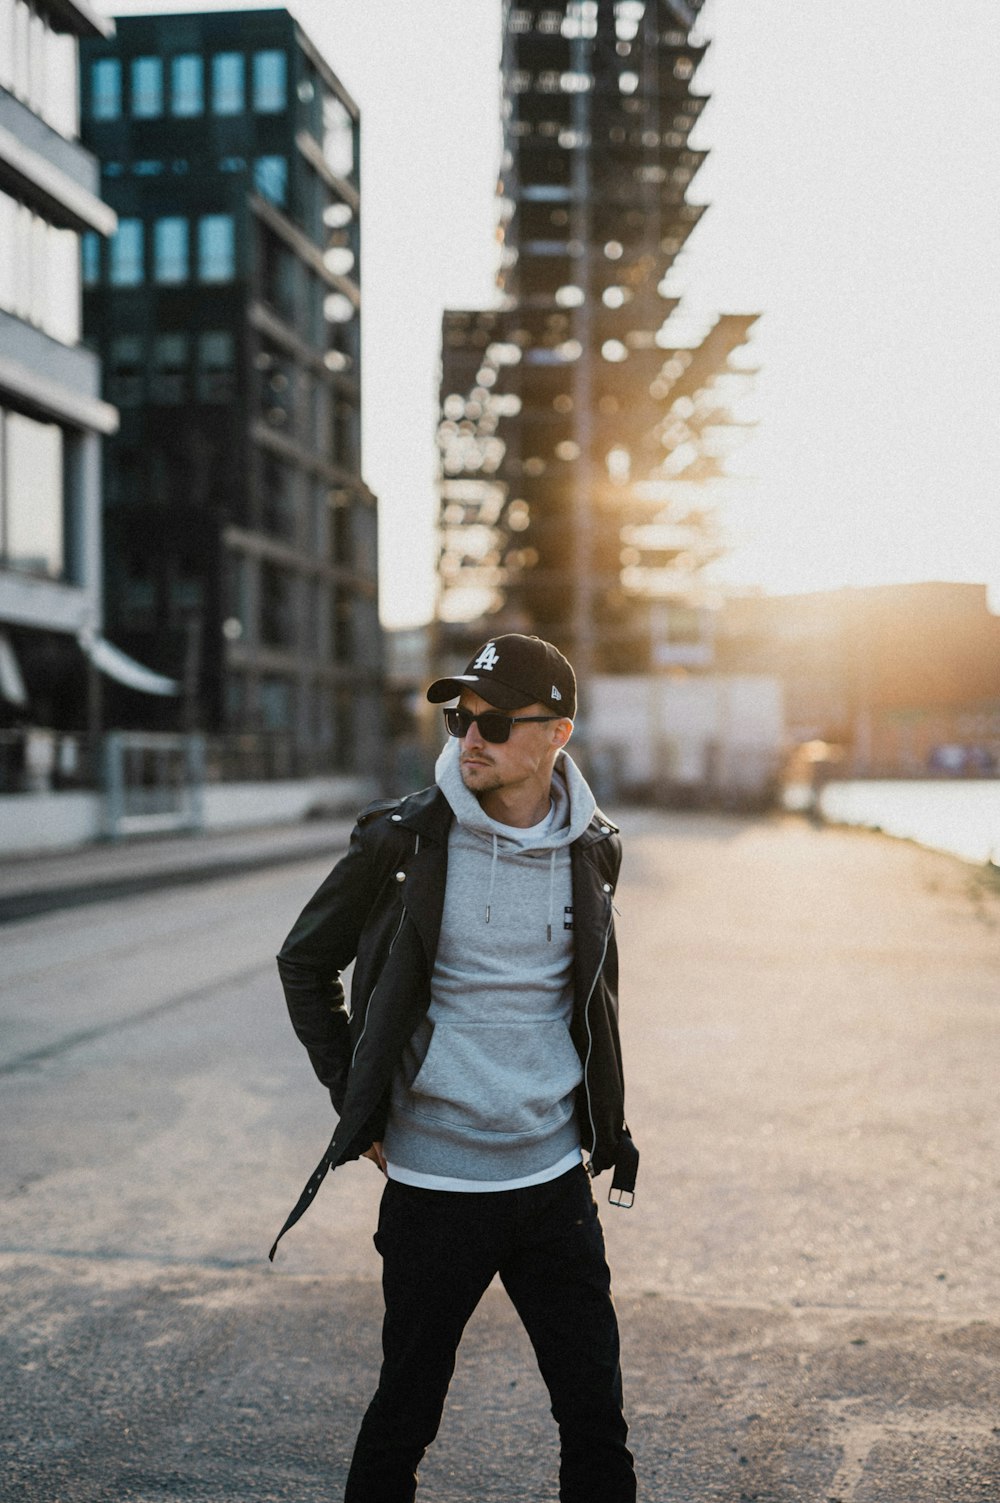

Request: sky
left=104, top=0, right=1000, bottom=628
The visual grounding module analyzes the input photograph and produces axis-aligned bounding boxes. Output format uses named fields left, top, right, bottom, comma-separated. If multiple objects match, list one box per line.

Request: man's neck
left=478, top=785, right=552, bottom=829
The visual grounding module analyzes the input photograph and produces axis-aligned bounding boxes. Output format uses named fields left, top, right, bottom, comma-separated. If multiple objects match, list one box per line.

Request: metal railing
left=102, top=732, right=205, bottom=840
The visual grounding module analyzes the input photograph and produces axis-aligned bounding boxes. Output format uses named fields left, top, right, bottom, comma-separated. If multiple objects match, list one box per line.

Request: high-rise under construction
left=437, top=0, right=756, bottom=683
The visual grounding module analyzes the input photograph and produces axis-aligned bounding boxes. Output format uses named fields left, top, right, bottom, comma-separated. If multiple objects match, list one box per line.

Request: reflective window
left=254, top=155, right=287, bottom=206
left=252, top=49, right=286, bottom=112
left=153, top=217, right=188, bottom=284
left=171, top=53, right=203, bottom=116
left=81, top=231, right=101, bottom=287
left=212, top=51, right=244, bottom=114
left=197, top=214, right=234, bottom=282
left=258, top=223, right=297, bottom=322
left=197, top=331, right=236, bottom=403
left=108, top=335, right=144, bottom=407
left=131, top=56, right=163, bottom=117
left=109, top=218, right=144, bottom=286
left=90, top=57, right=121, bottom=120
left=0, top=408, right=64, bottom=580
left=151, top=333, right=187, bottom=404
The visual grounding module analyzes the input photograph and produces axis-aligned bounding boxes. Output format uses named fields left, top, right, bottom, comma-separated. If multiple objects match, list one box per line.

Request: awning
left=78, top=631, right=180, bottom=696
left=0, top=630, right=28, bottom=707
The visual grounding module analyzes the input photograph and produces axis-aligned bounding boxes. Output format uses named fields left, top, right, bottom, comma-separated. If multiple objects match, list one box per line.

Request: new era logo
left=551, top=686, right=562, bottom=700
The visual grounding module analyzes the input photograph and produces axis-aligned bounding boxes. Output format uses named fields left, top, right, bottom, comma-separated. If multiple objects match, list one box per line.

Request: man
left=271, top=634, right=638, bottom=1502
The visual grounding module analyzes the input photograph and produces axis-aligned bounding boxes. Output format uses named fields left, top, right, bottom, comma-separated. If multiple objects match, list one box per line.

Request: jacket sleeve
left=276, top=808, right=395, bottom=1114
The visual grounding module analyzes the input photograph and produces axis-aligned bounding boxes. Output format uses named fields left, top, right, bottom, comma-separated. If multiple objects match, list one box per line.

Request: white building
left=0, top=0, right=121, bottom=785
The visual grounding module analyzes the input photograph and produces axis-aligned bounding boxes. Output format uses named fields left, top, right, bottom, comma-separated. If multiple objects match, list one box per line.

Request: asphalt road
left=2, top=812, right=998, bottom=1502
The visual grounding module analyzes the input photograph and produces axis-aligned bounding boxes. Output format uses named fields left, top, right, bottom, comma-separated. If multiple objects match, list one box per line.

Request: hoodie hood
left=434, top=737, right=596, bottom=850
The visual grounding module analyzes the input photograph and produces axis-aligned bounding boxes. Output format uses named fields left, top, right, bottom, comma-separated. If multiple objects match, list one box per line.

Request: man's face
left=455, top=690, right=570, bottom=800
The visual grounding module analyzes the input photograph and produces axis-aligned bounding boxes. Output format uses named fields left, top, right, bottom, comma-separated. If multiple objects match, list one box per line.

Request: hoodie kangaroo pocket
left=407, top=1017, right=583, bottom=1137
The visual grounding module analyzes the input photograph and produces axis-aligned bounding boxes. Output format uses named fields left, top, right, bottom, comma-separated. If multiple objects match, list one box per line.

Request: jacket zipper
left=351, top=903, right=407, bottom=1068
left=581, top=895, right=613, bottom=1167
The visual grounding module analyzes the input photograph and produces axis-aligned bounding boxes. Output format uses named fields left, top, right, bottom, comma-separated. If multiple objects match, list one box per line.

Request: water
left=814, top=779, right=1000, bottom=866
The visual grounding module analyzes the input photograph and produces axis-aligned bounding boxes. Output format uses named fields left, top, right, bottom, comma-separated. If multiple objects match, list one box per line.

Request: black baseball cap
left=427, top=634, right=577, bottom=719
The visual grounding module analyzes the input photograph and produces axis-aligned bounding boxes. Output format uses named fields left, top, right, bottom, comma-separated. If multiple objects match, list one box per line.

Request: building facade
left=437, top=0, right=756, bottom=692
left=0, top=0, right=119, bottom=783
left=718, top=582, right=1000, bottom=775
left=80, top=8, right=382, bottom=778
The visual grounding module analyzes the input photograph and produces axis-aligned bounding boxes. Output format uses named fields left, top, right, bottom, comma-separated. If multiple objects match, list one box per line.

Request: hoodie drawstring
left=485, top=833, right=498, bottom=924
left=486, top=839, right=556, bottom=942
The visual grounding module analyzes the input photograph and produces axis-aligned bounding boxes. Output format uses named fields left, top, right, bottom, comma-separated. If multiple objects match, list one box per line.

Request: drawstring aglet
left=485, top=905, right=491, bottom=923
left=546, top=924, right=552, bottom=941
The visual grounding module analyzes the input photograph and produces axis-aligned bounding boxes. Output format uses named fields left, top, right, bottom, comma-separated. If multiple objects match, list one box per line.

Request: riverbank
left=813, top=778, right=1000, bottom=866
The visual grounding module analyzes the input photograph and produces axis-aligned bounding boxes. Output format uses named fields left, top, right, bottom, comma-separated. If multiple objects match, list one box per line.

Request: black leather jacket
left=269, top=784, right=638, bottom=1258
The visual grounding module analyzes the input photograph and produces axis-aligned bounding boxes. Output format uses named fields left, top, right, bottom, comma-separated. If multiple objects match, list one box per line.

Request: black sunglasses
left=444, top=707, right=561, bottom=744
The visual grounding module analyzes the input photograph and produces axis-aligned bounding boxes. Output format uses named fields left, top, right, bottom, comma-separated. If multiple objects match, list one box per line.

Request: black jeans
left=344, top=1164, right=635, bottom=1503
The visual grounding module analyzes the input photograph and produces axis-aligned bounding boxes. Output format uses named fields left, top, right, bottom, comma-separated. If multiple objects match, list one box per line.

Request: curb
left=0, top=836, right=348, bottom=926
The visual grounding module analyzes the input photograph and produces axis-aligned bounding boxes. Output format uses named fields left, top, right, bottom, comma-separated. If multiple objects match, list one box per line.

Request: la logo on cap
left=473, top=643, right=499, bottom=671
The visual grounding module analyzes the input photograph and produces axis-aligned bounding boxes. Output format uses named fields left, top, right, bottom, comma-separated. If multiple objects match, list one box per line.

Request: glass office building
left=80, top=9, right=382, bottom=776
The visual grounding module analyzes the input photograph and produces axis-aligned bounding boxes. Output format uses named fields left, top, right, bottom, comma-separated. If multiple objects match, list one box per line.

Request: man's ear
left=552, top=718, right=573, bottom=750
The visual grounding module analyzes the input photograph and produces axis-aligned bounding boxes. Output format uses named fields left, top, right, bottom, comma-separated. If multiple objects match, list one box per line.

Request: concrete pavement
left=2, top=810, right=998, bottom=1500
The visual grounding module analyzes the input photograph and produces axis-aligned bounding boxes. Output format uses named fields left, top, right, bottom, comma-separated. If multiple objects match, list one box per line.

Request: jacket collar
left=392, top=783, right=454, bottom=844
left=574, top=807, right=619, bottom=849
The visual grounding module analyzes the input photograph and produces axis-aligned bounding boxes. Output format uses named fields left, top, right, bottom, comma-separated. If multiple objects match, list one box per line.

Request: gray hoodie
left=381, top=740, right=598, bottom=1188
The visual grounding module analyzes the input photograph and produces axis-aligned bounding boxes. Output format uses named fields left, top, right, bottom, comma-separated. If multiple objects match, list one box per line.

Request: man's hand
left=363, top=1141, right=387, bottom=1175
